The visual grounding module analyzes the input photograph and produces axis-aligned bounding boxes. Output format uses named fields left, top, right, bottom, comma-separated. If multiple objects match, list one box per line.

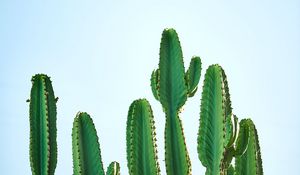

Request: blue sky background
left=1, top=1, right=299, bottom=174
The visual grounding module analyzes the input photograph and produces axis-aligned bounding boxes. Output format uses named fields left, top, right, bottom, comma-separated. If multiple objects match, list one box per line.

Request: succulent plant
left=126, top=99, right=160, bottom=175
left=29, top=74, right=58, bottom=175
left=27, top=28, right=264, bottom=175
left=197, top=65, right=251, bottom=175
left=72, top=112, right=120, bottom=175
left=150, top=28, right=202, bottom=175
left=235, top=119, right=263, bottom=175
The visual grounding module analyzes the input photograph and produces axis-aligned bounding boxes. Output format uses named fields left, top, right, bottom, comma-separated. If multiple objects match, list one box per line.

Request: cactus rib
left=29, top=74, right=57, bottom=175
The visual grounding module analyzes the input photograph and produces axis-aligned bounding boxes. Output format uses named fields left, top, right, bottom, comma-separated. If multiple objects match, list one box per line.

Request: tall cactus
left=126, top=99, right=160, bottom=175
left=150, top=28, right=202, bottom=175
left=29, top=74, right=58, bottom=175
left=72, top=112, right=105, bottom=175
left=197, top=65, right=249, bottom=175
left=235, top=119, right=263, bottom=175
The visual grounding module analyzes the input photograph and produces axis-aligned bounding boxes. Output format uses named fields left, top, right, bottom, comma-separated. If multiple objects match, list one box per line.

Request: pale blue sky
left=1, top=1, right=299, bottom=174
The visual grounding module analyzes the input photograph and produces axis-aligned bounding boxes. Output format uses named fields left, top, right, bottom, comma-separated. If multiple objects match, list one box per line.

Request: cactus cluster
left=28, top=75, right=119, bottom=175
left=28, top=28, right=263, bottom=175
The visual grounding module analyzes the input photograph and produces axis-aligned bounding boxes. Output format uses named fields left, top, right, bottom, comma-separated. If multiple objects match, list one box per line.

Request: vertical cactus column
left=197, top=65, right=232, bottom=175
left=197, top=65, right=249, bottom=175
left=151, top=28, right=202, bottom=175
left=72, top=112, right=105, bottom=175
left=29, top=74, right=58, bottom=175
left=126, top=99, right=160, bottom=175
left=235, top=119, right=263, bottom=175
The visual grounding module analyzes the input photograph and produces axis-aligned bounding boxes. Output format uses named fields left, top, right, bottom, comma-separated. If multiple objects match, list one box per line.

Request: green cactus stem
left=197, top=64, right=233, bottom=175
left=235, top=119, right=263, bottom=175
left=126, top=99, right=160, bottom=175
left=151, top=28, right=202, bottom=175
left=185, top=56, right=202, bottom=97
left=72, top=112, right=105, bottom=175
left=106, top=162, right=120, bottom=175
left=29, top=74, right=57, bottom=175
left=222, top=118, right=250, bottom=172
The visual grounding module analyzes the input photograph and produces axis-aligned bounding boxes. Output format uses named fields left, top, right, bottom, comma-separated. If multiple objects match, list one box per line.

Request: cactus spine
left=29, top=74, right=57, bottom=175
left=151, top=28, right=202, bottom=175
left=235, top=119, right=263, bottom=175
left=126, top=99, right=160, bottom=175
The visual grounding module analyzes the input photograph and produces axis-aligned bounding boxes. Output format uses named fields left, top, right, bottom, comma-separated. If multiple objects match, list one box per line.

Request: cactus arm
left=222, top=117, right=250, bottom=170
left=106, top=162, right=120, bottom=175
left=235, top=119, right=263, bottom=175
left=29, top=74, right=57, bottom=175
left=225, top=114, right=237, bottom=148
left=185, top=56, right=202, bottom=97
left=126, top=99, right=160, bottom=175
left=158, top=28, right=187, bottom=111
left=151, top=69, right=160, bottom=101
left=165, top=111, right=191, bottom=175
left=72, top=112, right=105, bottom=175
left=197, top=65, right=232, bottom=175
left=234, top=119, right=250, bottom=156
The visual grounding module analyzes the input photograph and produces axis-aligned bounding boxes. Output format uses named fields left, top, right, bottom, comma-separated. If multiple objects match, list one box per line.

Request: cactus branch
left=185, top=56, right=202, bottom=97
left=197, top=64, right=232, bottom=175
left=72, top=112, right=105, bottom=175
left=29, top=74, right=57, bottom=175
left=235, top=119, right=263, bottom=175
left=126, top=99, right=160, bottom=175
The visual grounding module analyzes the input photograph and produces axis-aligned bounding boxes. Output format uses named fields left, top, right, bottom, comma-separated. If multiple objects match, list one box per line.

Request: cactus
left=126, top=99, right=160, bottom=175
left=29, top=74, right=58, bottom=175
left=72, top=112, right=105, bottom=175
left=150, top=28, right=202, bottom=175
left=72, top=112, right=120, bottom=175
left=26, top=29, right=265, bottom=175
left=197, top=65, right=251, bottom=175
left=235, top=119, right=263, bottom=175
left=106, top=162, right=120, bottom=175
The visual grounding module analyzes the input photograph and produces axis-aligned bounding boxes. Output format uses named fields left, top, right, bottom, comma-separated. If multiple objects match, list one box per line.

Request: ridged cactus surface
left=151, top=28, right=202, bottom=175
left=197, top=65, right=253, bottom=174
left=235, top=119, right=263, bottom=175
left=29, top=74, right=57, bottom=175
left=126, top=99, right=160, bottom=175
left=197, top=65, right=232, bottom=175
left=72, top=112, right=105, bottom=175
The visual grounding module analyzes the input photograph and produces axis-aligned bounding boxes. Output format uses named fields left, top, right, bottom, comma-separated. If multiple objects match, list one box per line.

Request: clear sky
left=1, top=0, right=299, bottom=174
